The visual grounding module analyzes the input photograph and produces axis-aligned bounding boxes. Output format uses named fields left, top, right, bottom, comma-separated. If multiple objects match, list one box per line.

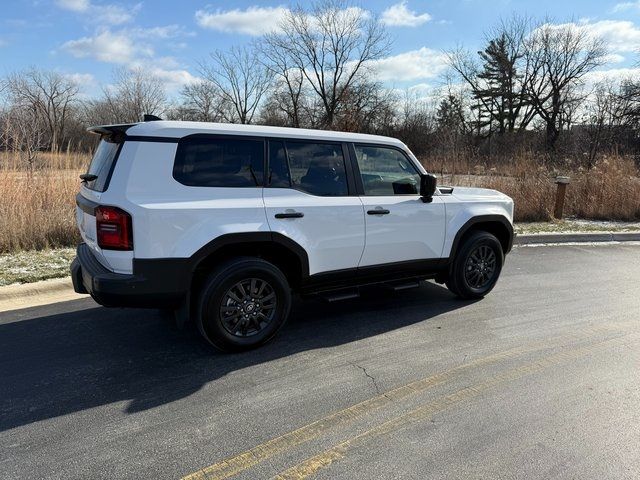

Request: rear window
left=85, top=138, right=122, bottom=192
left=173, top=136, right=264, bottom=187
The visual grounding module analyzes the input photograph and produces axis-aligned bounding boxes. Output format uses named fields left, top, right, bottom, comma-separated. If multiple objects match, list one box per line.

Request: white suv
left=71, top=119, right=514, bottom=351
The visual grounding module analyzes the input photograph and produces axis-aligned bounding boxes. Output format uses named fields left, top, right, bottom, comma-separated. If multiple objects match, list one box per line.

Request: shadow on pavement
left=0, top=282, right=472, bottom=432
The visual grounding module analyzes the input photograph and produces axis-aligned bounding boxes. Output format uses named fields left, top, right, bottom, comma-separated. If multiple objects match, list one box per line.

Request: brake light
left=95, top=206, right=133, bottom=250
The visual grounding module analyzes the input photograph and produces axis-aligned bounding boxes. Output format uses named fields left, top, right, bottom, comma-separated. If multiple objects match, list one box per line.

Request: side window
left=268, top=140, right=291, bottom=188
left=354, top=145, right=420, bottom=196
left=173, top=136, right=264, bottom=187
left=286, top=141, right=348, bottom=196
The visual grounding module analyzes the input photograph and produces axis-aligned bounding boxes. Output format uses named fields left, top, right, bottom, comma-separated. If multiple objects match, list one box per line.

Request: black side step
left=384, top=280, right=421, bottom=291
left=318, top=288, right=360, bottom=303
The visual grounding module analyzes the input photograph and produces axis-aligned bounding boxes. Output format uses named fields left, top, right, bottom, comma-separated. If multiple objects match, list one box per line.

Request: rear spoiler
left=87, top=123, right=137, bottom=137
left=87, top=115, right=162, bottom=137
left=87, top=114, right=163, bottom=140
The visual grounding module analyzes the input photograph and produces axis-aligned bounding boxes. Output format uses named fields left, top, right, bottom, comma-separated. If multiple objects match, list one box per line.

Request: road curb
left=0, top=277, right=87, bottom=313
left=515, top=231, right=640, bottom=245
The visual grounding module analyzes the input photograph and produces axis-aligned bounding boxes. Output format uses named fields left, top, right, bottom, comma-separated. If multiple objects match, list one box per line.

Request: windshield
left=84, top=137, right=122, bottom=192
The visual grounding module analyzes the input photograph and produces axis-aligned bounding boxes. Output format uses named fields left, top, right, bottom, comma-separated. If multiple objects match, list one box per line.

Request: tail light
left=95, top=206, right=133, bottom=250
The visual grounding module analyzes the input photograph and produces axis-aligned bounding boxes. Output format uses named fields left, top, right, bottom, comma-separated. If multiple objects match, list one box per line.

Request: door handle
left=275, top=212, right=304, bottom=219
left=367, top=209, right=390, bottom=215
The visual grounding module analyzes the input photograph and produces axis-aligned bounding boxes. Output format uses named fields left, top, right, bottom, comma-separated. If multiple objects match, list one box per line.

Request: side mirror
left=420, top=173, right=437, bottom=203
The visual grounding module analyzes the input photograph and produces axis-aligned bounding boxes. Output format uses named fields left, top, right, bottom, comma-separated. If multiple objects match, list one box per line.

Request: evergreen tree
left=435, top=94, right=466, bottom=134
left=472, top=34, right=524, bottom=135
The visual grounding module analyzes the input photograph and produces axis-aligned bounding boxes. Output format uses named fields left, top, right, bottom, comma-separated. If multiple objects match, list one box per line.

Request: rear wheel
left=197, top=257, right=291, bottom=352
left=446, top=231, right=504, bottom=299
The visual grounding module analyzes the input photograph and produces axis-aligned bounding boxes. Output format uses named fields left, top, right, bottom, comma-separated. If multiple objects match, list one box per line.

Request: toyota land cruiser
left=71, top=119, right=514, bottom=351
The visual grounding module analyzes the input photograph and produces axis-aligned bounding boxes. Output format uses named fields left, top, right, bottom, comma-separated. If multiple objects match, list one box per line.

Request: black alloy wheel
left=197, top=257, right=292, bottom=352
left=445, top=231, right=504, bottom=299
left=463, top=245, right=497, bottom=289
left=220, top=278, right=277, bottom=337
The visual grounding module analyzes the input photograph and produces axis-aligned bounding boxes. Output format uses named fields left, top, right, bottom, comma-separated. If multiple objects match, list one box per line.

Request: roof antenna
left=143, top=114, right=162, bottom=122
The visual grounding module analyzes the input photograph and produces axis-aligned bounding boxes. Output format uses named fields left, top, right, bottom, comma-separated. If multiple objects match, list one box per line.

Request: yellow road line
left=181, top=323, right=627, bottom=480
left=272, top=333, right=638, bottom=480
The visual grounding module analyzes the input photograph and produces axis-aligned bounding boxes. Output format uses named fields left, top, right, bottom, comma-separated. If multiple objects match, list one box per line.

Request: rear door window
left=268, top=140, right=292, bottom=188
left=173, top=136, right=264, bottom=187
left=84, top=138, right=122, bottom=192
left=285, top=141, right=348, bottom=196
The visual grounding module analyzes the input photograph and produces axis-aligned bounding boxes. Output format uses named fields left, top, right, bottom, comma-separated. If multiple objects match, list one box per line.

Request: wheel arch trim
left=189, top=232, right=310, bottom=279
left=448, top=215, right=514, bottom=259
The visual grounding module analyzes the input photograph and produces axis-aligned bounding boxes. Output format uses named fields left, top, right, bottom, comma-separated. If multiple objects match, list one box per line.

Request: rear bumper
left=71, top=243, right=187, bottom=308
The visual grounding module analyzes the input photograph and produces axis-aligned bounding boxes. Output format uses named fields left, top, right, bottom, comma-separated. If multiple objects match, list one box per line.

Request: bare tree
left=177, top=80, right=224, bottom=122
left=583, top=82, right=615, bottom=167
left=394, top=90, right=437, bottom=156
left=333, top=79, right=396, bottom=133
left=524, top=21, right=607, bottom=149
left=4, top=105, right=49, bottom=174
left=4, top=68, right=79, bottom=152
left=259, top=37, right=306, bottom=127
left=200, top=46, right=271, bottom=124
left=615, top=77, right=640, bottom=130
left=265, top=0, right=389, bottom=128
left=93, top=67, right=167, bottom=124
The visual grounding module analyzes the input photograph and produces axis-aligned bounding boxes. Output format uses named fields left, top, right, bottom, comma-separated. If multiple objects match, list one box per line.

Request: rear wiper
left=79, top=173, right=97, bottom=183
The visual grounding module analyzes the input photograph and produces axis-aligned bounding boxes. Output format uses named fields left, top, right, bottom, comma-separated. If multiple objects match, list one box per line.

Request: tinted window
left=85, top=138, right=121, bottom=192
left=286, top=141, right=348, bottom=196
left=354, top=145, right=420, bottom=195
left=173, top=136, right=264, bottom=187
left=268, top=140, right=291, bottom=188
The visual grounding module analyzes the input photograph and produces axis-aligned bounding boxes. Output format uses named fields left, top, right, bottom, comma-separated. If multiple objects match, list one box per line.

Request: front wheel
left=197, top=257, right=292, bottom=352
left=446, top=231, right=504, bottom=299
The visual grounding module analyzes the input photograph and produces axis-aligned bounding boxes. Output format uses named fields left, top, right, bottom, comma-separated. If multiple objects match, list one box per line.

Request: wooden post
left=553, top=176, right=570, bottom=219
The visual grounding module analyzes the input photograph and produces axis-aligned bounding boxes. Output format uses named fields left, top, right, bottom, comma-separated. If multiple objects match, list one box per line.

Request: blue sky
left=3, top=0, right=640, bottom=98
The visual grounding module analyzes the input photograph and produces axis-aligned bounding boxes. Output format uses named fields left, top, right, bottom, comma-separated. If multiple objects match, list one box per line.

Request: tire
left=196, top=257, right=292, bottom=352
left=446, top=231, right=504, bottom=299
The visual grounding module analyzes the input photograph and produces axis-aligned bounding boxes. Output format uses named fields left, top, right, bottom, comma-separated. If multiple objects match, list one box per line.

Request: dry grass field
left=0, top=152, right=87, bottom=253
left=426, top=154, right=640, bottom=222
left=1, top=150, right=639, bottom=253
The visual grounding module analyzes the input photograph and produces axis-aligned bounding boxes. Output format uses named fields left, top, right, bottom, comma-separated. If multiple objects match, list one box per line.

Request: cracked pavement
left=1, top=243, right=640, bottom=479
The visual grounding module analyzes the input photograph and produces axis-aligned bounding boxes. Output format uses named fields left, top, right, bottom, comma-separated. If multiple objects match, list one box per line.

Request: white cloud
left=64, top=72, right=96, bottom=86
left=64, top=73, right=102, bottom=98
left=195, top=5, right=372, bottom=36
left=368, top=47, right=449, bottom=82
left=612, top=1, right=640, bottom=12
left=580, top=20, right=640, bottom=52
left=133, top=25, right=193, bottom=39
left=62, top=30, right=151, bottom=63
left=195, top=6, right=289, bottom=35
left=602, top=53, right=626, bottom=64
left=544, top=20, right=640, bottom=53
left=94, top=4, right=137, bottom=25
left=61, top=26, right=198, bottom=94
left=60, top=24, right=191, bottom=65
left=55, top=0, right=139, bottom=25
left=381, top=1, right=431, bottom=27
left=584, top=67, right=640, bottom=86
left=148, top=67, right=198, bottom=91
left=55, top=0, right=89, bottom=12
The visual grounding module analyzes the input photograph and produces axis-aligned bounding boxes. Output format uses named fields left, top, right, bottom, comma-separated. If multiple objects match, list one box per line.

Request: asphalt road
left=1, top=244, right=639, bottom=480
